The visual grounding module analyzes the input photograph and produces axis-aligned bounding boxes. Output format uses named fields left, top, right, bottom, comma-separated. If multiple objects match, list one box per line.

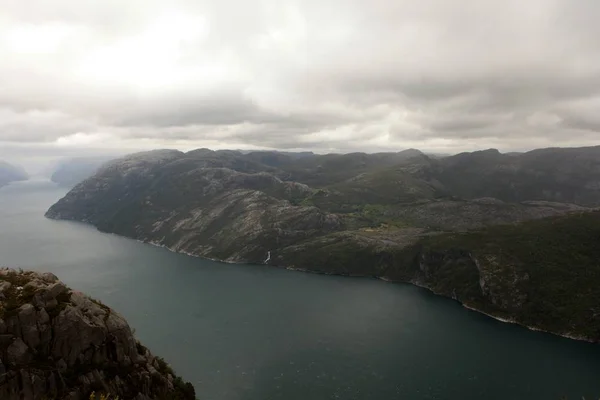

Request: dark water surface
left=1, top=180, right=599, bottom=400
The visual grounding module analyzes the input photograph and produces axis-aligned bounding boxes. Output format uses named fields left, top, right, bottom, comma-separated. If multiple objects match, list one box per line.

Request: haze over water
left=1, top=180, right=599, bottom=400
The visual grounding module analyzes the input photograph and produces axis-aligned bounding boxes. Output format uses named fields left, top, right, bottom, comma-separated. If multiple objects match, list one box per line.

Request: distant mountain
left=428, top=146, right=600, bottom=205
left=236, top=149, right=315, bottom=159
left=0, top=161, right=28, bottom=188
left=46, top=146, right=600, bottom=341
left=50, top=156, right=114, bottom=188
left=271, top=149, right=431, bottom=187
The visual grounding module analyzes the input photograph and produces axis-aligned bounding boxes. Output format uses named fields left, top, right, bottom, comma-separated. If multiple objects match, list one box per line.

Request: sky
left=1, top=0, right=600, bottom=169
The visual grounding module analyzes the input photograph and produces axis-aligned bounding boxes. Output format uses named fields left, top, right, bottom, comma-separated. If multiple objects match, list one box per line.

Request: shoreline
left=382, top=275, right=595, bottom=343
left=46, top=214, right=597, bottom=345
left=141, top=235, right=597, bottom=344
left=460, top=304, right=592, bottom=343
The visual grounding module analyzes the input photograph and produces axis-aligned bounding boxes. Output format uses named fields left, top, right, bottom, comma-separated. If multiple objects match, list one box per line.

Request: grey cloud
left=426, top=114, right=514, bottom=134
left=114, top=92, right=264, bottom=128
left=557, top=100, right=600, bottom=133
left=561, top=116, right=600, bottom=133
left=1, top=0, right=600, bottom=154
left=0, top=108, right=94, bottom=142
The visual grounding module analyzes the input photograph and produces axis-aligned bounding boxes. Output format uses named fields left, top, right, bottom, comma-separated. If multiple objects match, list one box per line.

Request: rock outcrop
left=0, top=268, right=196, bottom=400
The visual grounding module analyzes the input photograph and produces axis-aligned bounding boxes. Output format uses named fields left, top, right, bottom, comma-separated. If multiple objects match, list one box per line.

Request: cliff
left=45, top=149, right=589, bottom=265
left=0, top=268, right=195, bottom=400
left=276, top=211, right=600, bottom=342
left=45, top=147, right=600, bottom=342
left=46, top=151, right=343, bottom=263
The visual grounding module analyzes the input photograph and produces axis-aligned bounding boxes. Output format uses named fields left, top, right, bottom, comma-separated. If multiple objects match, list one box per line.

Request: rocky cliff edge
left=0, top=268, right=196, bottom=400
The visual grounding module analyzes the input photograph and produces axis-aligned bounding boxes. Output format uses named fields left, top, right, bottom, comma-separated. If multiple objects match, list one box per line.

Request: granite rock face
left=0, top=268, right=195, bottom=400
left=46, top=151, right=344, bottom=264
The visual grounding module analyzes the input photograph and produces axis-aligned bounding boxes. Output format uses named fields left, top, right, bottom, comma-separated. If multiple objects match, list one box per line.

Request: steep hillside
left=273, top=211, right=600, bottom=341
left=45, top=146, right=600, bottom=341
left=0, top=268, right=195, bottom=400
left=46, top=148, right=588, bottom=264
left=47, top=151, right=342, bottom=264
left=222, top=146, right=600, bottom=207
left=366, top=198, right=589, bottom=231
left=274, top=149, right=431, bottom=187
left=429, top=146, right=600, bottom=205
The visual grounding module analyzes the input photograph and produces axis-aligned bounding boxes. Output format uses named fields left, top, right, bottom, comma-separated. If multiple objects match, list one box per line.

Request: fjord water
left=1, top=181, right=599, bottom=400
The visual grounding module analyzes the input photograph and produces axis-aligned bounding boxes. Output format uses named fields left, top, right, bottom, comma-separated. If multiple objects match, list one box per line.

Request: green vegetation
left=275, top=211, right=600, bottom=341
left=420, top=211, right=600, bottom=339
left=154, top=357, right=196, bottom=400
left=46, top=146, right=600, bottom=341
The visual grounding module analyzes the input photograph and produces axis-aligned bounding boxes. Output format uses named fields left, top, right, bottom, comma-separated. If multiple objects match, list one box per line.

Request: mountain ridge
left=45, top=146, right=600, bottom=342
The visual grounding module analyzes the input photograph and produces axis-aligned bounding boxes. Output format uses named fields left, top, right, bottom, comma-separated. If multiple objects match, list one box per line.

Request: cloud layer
left=1, top=0, right=600, bottom=159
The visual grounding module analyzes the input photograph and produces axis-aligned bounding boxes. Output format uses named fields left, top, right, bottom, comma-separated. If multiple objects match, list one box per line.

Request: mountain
left=271, top=149, right=431, bottom=187
left=0, top=268, right=195, bottom=400
left=0, top=161, right=28, bottom=189
left=429, top=146, right=600, bottom=205
left=46, top=150, right=342, bottom=263
left=276, top=211, right=600, bottom=341
left=46, top=146, right=600, bottom=341
left=51, top=157, right=115, bottom=188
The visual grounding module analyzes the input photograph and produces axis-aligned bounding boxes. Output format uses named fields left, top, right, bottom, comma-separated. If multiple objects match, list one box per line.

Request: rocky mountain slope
left=430, top=147, right=600, bottom=205
left=276, top=211, right=600, bottom=341
left=46, top=147, right=600, bottom=341
left=0, top=268, right=195, bottom=400
left=0, top=161, right=28, bottom=189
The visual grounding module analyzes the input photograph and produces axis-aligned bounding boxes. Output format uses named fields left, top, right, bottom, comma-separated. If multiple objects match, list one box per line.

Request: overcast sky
left=1, top=0, right=600, bottom=168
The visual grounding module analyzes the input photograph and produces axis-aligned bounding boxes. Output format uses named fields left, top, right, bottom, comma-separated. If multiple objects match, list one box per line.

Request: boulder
left=6, top=338, right=32, bottom=365
left=43, top=282, right=68, bottom=301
